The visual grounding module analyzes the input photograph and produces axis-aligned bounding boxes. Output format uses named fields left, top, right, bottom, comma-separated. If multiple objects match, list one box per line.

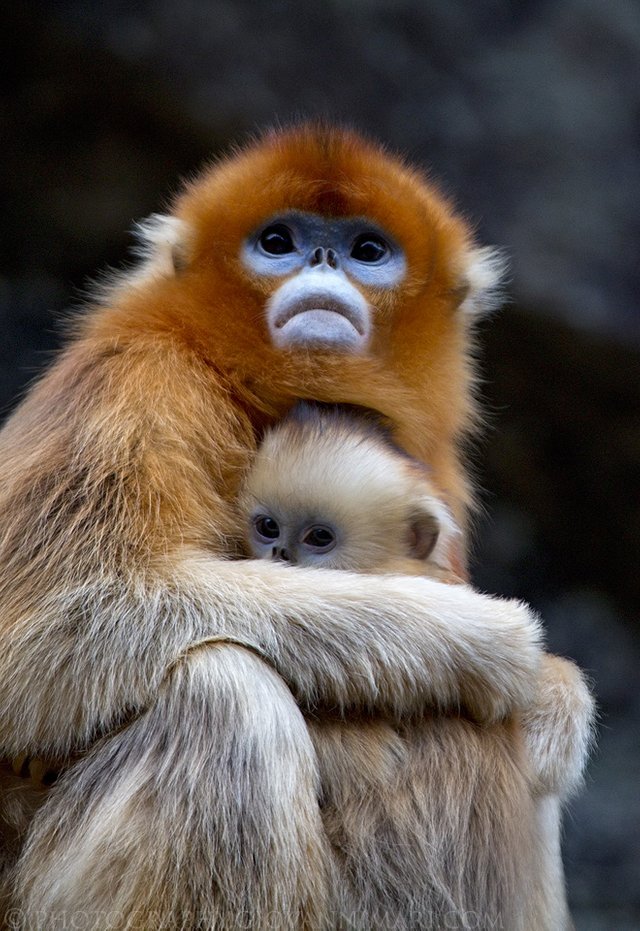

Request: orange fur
left=89, top=125, right=487, bottom=529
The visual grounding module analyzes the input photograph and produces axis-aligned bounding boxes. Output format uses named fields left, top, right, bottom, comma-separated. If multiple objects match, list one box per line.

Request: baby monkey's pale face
left=248, top=510, right=340, bottom=566
left=242, top=411, right=460, bottom=578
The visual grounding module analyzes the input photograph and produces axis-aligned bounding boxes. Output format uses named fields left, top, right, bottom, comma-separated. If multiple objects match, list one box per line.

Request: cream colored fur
left=240, top=409, right=596, bottom=930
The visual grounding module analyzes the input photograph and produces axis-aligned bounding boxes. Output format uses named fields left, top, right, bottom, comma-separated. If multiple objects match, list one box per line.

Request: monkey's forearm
left=169, top=553, right=543, bottom=721
left=0, top=553, right=541, bottom=755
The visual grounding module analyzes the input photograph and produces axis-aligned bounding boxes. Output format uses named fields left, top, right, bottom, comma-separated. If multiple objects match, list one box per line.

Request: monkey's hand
left=521, top=654, right=596, bottom=797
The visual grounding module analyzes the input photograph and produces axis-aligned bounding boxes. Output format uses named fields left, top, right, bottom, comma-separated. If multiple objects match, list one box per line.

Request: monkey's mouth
left=273, top=295, right=367, bottom=336
left=266, top=281, right=371, bottom=352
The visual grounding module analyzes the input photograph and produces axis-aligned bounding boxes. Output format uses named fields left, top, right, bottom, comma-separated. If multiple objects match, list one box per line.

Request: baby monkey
left=242, top=402, right=462, bottom=580
left=242, top=402, right=594, bottom=810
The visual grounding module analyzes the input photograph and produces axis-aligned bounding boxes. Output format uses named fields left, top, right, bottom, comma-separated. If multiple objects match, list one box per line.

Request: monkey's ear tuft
left=457, top=246, right=507, bottom=317
left=132, top=213, right=193, bottom=276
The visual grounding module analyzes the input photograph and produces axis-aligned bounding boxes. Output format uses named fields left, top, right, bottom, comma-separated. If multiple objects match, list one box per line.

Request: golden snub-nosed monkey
left=0, top=124, right=592, bottom=930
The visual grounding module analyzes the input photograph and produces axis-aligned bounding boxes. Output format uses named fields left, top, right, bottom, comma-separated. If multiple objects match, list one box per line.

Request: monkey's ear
left=456, top=246, right=507, bottom=316
left=132, top=213, right=193, bottom=276
left=408, top=497, right=462, bottom=570
left=407, top=510, right=440, bottom=561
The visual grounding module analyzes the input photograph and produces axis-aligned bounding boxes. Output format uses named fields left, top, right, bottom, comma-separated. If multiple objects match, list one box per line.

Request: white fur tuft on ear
left=131, top=213, right=192, bottom=277
left=94, top=214, right=193, bottom=304
left=424, top=496, right=462, bottom=573
left=458, top=246, right=508, bottom=316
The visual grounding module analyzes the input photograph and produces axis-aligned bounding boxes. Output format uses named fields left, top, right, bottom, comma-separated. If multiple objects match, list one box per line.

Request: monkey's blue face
left=242, top=211, right=406, bottom=285
left=241, top=211, right=406, bottom=353
left=248, top=509, right=339, bottom=567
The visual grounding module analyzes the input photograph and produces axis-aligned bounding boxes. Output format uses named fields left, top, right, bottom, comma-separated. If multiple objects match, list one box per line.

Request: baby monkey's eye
left=350, top=233, right=388, bottom=264
left=301, top=525, right=336, bottom=552
left=254, top=515, right=280, bottom=540
left=259, top=224, right=295, bottom=255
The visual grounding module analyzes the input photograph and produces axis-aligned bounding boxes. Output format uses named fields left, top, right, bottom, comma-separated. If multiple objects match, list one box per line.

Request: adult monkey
left=0, top=125, right=556, bottom=929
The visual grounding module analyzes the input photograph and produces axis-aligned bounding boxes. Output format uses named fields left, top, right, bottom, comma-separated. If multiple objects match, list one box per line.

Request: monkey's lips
left=270, top=296, right=370, bottom=351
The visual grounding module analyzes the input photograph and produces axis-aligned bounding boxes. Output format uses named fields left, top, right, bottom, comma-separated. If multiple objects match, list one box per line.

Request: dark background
left=3, top=2, right=639, bottom=927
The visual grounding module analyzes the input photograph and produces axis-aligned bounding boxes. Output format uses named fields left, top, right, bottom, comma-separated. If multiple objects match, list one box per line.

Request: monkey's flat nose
left=309, top=247, right=339, bottom=270
left=271, top=546, right=290, bottom=562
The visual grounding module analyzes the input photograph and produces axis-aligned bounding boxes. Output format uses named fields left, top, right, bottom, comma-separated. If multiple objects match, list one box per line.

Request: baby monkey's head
left=241, top=403, right=460, bottom=579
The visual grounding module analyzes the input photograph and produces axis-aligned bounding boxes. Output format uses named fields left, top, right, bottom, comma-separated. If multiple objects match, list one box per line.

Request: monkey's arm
left=0, top=557, right=542, bottom=758
left=166, top=551, right=543, bottom=721
left=0, top=341, right=541, bottom=757
left=522, top=654, right=596, bottom=798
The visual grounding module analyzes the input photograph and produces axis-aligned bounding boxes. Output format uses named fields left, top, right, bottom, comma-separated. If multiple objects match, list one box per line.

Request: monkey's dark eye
left=301, top=525, right=336, bottom=552
left=254, top=515, right=280, bottom=540
left=350, top=234, right=388, bottom=263
left=259, top=225, right=295, bottom=255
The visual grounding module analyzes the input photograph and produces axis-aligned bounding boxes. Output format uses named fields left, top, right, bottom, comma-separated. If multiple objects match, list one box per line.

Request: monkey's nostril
left=310, top=247, right=324, bottom=267
left=271, top=546, right=278, bottom=558
left=326, top=248, right=338, bottom=269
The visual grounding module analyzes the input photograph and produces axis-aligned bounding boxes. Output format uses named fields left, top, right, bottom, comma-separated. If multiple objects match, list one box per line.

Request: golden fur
left=242, top=405, right=595, bottom=925
left=0, top=124, right=592, bottom=929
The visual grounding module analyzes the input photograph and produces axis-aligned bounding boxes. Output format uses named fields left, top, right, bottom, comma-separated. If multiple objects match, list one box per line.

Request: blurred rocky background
left=2, top=1, right=639, bottom=926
